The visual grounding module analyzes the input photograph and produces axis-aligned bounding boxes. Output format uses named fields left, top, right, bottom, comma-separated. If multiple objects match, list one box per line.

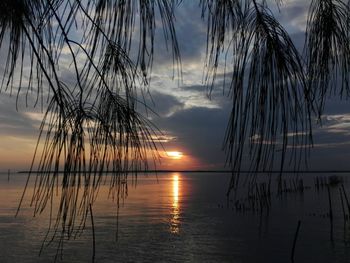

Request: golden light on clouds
left=158, top=149, right=203, bottom=170
left=166, top=151, right=183, bottom=160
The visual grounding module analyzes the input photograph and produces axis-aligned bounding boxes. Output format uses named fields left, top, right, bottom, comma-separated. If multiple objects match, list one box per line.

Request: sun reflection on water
left=170, top=173, right=180, bottom=234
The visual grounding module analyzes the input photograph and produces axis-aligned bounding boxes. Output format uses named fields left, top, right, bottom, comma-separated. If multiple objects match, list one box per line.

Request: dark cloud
left=290, top=31, right=306, bottom=53
left=173, top=3, right=207, bottom=62
left=143, top=90, right=185, bottom=117
left=322, top=97, right=350, bottom=115
left=154, top=105, right=231, bottom=169
left=274, top=1, right=308, bottom=25
left=0, top=93, right=41, bottom=138
left=152, top=2, right=207, bottom=66
left=179, top=85, right=206, bottom=93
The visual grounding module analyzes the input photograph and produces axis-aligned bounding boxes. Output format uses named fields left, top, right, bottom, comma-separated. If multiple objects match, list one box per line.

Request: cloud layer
left=1, top=2, right=350, bottom=171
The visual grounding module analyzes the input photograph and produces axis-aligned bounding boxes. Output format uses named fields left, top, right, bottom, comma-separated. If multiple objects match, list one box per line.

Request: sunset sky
left=1, top=0, right=350, bottom=171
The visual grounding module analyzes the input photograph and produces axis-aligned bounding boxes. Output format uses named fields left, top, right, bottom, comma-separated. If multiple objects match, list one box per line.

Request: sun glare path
left=166, top=151, right=183, bottom=160
left=171, top=173, right=180, bottom=234
left=173, top=174, right=179, bottom=208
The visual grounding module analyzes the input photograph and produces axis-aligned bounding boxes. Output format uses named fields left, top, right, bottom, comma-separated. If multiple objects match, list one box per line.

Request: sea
left=0, top=171, right=350, bottom=262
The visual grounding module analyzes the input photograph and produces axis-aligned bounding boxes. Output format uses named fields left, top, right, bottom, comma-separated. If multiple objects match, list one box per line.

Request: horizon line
left=15, top=169, right=350, bottom=174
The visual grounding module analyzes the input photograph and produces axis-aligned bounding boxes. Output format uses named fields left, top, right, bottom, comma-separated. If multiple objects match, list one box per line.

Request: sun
left=166, top=151, right=183, bottom=160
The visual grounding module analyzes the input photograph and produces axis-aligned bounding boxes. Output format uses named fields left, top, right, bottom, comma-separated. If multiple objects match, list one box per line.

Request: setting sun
left=166, top=151, right=183, bottom=160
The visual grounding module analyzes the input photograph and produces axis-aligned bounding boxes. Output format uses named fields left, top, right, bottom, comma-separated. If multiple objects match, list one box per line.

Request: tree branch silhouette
left=1, top=0, right=349, bottom=259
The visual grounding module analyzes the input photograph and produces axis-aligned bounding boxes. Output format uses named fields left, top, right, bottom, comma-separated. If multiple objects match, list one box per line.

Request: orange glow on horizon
left=156, top=149, right=203, bottom=171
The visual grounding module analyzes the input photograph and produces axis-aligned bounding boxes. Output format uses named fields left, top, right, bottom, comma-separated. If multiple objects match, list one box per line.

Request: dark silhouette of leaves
left=0, top=0, right=349, bottom=259
left=306, top=0, right=350, bottom=115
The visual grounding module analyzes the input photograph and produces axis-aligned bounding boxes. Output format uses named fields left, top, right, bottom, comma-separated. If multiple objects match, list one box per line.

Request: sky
left=0, top=1, right=350, bottom=171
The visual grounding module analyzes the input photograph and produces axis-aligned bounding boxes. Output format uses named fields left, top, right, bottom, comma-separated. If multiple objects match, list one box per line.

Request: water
left=1, top=172, right=350, bottom=262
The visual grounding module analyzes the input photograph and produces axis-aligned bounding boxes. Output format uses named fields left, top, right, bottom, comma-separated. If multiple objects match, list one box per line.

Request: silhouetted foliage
left=0, top=0, right=349, bottom=258
left=201, top=0, right=313, bottom=191
left=306, top=0, right=350, bottom=115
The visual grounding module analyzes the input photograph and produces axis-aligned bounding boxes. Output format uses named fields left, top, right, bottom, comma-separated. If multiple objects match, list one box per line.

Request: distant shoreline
left=16, top=170, right=350, bottom=174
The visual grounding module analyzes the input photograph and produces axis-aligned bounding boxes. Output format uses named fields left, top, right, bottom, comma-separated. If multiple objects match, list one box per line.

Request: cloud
left=1, top=1, right=350, bottom=172
left=153, top=105, right=231, bottom=169
left=143, top=90, right=184, bottom=117
left=152, top=2, right=207, bottom=67
left=0, top=93, right=42, bottom=138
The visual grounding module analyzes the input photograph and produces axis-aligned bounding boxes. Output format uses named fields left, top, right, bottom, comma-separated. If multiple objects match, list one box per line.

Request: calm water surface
left=1, top=172, right=350, bottom=262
